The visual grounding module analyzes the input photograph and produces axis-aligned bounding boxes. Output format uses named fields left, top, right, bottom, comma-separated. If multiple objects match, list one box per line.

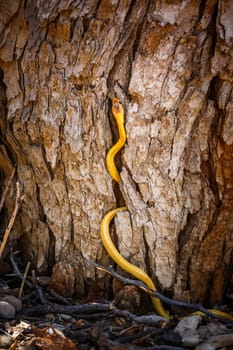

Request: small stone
left=195, top=344, right=215, bottom=350
left=0, top=334, right=13, bottom=348
left=182, top=333, right=200, bottom=347
left=58, top=313, right=76, bottom=322
left=195, top=334, right=233, bottom=350
left=198, top=322, right=228, bottom=338
left=175, top=315, right=202, bottom=347
left=0, top=301, right=15, bottom=319
left=175, top=315, right=202, bottom=334
left=2, top=295, right=22, bottom=311
left=209, top=334, right=233, bottom=348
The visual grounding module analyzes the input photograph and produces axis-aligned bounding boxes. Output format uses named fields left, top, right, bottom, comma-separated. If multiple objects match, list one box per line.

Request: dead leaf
left=32, top=326, right=77, bottom=350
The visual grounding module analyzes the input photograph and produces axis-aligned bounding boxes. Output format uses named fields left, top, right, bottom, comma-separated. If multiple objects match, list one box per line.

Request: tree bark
left=0, top=0, right=233, bottom=305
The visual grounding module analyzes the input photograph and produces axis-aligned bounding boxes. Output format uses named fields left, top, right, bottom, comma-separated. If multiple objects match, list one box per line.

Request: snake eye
left=112, top=98, right=121, bottom=111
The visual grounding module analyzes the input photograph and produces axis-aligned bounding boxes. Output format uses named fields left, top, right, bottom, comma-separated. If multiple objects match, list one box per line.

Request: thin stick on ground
left=0, top=181, right=23, bottom=258
left=0, top=167, right=16, bottom=213
left=18, top=261, right=31, bottom=298
left=10, top=252, right=48, bottom=304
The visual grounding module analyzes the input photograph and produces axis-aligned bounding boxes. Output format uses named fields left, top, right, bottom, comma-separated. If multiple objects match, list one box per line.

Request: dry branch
left=18, top=261, right=31, bottom=298
left=0, top=181, right=23, bottom=259
left=19, top=302, right=168, bottom=328
left=19, top=303, right=112, bottom=316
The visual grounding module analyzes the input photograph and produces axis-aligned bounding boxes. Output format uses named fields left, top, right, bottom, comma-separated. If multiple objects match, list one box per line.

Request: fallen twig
left=10, top=251, right=32, bottom=288
left=10, top=252, right=48, bottom=303
left=18, top=261, right=31, bottom=298
left=149, top=346, right=188, bottom=350
left=0, top=181, right=23, bottom=258
left=50, top=289, right=72, bottom=305
left=111, top=308, right=167, bottom=325
left=19, top=302, right=112, bottom=316
left=18, top=301, right=168, bottom=327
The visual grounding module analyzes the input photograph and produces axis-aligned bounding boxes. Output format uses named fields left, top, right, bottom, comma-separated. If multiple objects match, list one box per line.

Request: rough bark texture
left=0, top=0, right=233, bottom=305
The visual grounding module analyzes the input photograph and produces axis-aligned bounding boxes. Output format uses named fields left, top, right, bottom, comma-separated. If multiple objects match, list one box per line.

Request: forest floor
left=0, top=253, right=233, bottom=350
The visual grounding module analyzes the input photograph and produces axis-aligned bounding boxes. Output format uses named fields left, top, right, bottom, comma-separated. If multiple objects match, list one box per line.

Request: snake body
left=101, top=98, right=169, bottom=319
left=106, top=98, right=126, bottom=183
left=100, top=97, right=233, bottom=322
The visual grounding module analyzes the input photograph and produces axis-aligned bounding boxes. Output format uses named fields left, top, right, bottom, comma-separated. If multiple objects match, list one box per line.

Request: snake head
left=112, top=98, right=124, bottom=123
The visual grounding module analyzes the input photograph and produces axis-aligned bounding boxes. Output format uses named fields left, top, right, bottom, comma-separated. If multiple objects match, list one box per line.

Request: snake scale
left=100, top=97, right=233, bottom=321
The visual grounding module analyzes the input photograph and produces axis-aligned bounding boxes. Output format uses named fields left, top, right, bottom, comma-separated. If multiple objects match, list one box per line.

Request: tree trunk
left=0, top=0, right=233, bottom=305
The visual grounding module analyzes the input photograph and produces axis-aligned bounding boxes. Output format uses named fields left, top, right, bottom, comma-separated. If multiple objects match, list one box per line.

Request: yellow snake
left=100, top=97, right=233, bottom=321
left=101, top=98, right=169, bottom=319
left=106, top=98, right=126, bottom=183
